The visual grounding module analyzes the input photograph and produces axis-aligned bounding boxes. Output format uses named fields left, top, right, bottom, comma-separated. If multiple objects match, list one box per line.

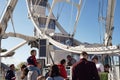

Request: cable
left=34, top=0, right=38, bottom=5
left=56, top=2, right=64, bottom=20
left=98, top=0, right=101, bottom=22
left=98, top=0, right=102, bottom=43
left=37, top=0, right=42, bottom=5
left=69, top=0, right=73, bottom=35
left=72, top=0, right=86, bottom=37
left=98, top=0, right=106, bottom=44
left=56, top=2, right=60, bottom=20
left=8, top=6, right=16, bottom=37
left=98, top=22, right=102, bottom=44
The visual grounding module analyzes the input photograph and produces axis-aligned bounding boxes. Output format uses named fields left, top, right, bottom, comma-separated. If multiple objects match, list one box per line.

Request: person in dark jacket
left=5, top=64, right=16, bottom=80
left=72, top=51, right=100, bottom=80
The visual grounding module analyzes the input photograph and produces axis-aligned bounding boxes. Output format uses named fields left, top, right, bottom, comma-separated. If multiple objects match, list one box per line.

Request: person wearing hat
left=72, top=51, right=100, bottom=80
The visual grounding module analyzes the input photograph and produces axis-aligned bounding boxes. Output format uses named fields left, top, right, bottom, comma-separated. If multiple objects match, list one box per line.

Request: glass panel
left=32, top=0, right=48, bottom=6
left=39, top=0, right=48, bottom=7
left=39, top=39, right=47, bottom=57
left=38, top=17, right=55, bottom=29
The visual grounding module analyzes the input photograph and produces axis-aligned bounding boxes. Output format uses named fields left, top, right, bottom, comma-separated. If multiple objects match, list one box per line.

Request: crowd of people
left=4, top=50, right=110, bottom=80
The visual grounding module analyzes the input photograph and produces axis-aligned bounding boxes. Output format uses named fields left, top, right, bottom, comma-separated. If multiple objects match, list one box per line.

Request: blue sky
left=0, top=0, right=120, bottom=66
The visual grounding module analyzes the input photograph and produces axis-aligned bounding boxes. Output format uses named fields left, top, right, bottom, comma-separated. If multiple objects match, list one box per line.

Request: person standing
left=92, top=55, right=104, bottom=72
left=67, top=55, right=76, bottom=66
left=20, top=64, right=28, bottom=80
left=104, top=64, right=110, bottom=73
left=5, top=64, right=16, bottom=80
left=46, top=64, right=64, bottom=80
left=72, top=51, right=100, bottom=80
left=58, top=59, right=67, bottom=79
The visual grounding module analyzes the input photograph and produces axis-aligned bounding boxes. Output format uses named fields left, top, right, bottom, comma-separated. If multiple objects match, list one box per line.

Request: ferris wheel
left=25, top=0, right=120, bottom=54
left=26, top=1, right=119, bottom=79
left=0, top=0, right=120, bottom=57
left=0, top=1, right=120, bottom=80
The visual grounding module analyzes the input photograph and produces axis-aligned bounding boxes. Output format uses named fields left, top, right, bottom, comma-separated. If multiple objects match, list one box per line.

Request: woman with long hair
left=46, top=64, right=64, bottom=80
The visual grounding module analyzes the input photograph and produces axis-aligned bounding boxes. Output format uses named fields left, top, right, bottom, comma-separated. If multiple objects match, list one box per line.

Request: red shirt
left=58, top=64, right=67, bottom=78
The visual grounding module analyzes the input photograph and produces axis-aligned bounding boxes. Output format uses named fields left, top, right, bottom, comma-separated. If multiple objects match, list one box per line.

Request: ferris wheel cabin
left=31, top=0, right=56, bottom=37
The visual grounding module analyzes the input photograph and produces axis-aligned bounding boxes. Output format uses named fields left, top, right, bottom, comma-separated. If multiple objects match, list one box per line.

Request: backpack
left=5, top=70, right=11, bottom=79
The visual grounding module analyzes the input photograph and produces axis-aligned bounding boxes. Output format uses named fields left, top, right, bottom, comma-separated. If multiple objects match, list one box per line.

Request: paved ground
left=0, top=76, right=5, bottom=80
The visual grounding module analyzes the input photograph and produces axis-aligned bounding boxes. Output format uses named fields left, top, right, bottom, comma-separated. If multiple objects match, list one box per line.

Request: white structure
left=0, top=0, right=120, bottom=80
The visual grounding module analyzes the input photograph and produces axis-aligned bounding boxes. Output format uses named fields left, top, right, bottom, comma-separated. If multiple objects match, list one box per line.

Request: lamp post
left=0, top=25, right=2, bottom=71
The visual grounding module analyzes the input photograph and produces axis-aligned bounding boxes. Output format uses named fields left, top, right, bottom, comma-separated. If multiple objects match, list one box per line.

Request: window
left=38, top=17, right=55, bottom=29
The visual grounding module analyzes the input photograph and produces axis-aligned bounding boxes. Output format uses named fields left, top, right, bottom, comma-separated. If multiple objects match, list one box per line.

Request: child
left=27, top=50, right=41, bottom=75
